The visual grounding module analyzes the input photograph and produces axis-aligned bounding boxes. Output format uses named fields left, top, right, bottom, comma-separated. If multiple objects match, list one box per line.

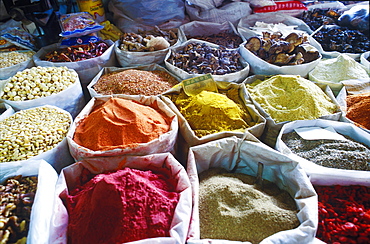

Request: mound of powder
left=66, top=167, right=180, bottom=244
left=246, top=75, right=338, bottom=123
left=346, top=92, right=370, bottom=130
left=173, top=90, right=252, bottom=137
left=73, top=97, right=171, bottom=151
left=199, top=168, right=300, bottom=243
left=309, top=54, right=369, bottom=83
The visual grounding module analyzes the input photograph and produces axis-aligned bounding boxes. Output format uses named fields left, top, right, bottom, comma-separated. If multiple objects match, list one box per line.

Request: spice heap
left=282, top=131, right=370, bottom=171
left=169, top=90, right=254, bottom=138
left=73, top=97, right=171, bottom=151
left=43, top=41, right=109, bottom=62
left=345, top=93, right=370, bottom=130
left=93, top=69, right=179, bottom=96
left=0, top=175, right=38, bottom=244
left=1, top=66, right=77, bottom=101
left=315, top=185, right=370, bottom=244
left=198, top=168, right=300, bottom=243
left=246, top=75, right=338, bottom=123
left=66, top=167, right=179, bottom=244
left=309, top=54, right=369, bottom=83
left=0, top=51, right=34, bottom=68
left=0, top=106, right=71, bottom=162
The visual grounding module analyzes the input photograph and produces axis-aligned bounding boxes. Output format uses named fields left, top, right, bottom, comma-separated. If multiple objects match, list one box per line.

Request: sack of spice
left=165, top=39, right=250, bottom=83
left=337, top=91, right=370, bottom=133
left=49, top=153, right=192, bottom=243
left=0, top=105, right=75, bottom=172
left=32, top=40, right=116, bottom=100
left=0, top=50, right=35, bottom=80
left=360, top=51, right=370, bottom=71
left=275, top=119, right=370, bottom=174
left=161, top=80, right=266, bottom=149
left=67, top=95, right=179, bottom=161
left=308, top=53, right=370, bottom=96
left=0, top=159, right=58, bottom=244
left=309, top=170, right=370, bottom=243
left=0, top=66, right=85, bottom=118
left=244, top=74, right=342, bottom=147
left=87, top=64, right=181, bottom=98
left=186, top=136, right=318, bottom=243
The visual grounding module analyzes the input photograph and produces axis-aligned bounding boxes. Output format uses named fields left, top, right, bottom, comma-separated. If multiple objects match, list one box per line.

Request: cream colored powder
left=309, top=54, right=369, bottom=83
left=246, top=75, right=338, bottom=123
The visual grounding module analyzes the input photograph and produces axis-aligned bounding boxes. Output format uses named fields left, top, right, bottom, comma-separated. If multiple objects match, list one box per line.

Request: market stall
left=0, top=0, right=369, bottom=243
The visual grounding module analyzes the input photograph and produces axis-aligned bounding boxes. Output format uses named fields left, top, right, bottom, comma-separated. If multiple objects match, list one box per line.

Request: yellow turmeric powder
left=172, top=90, right=253, bottom=137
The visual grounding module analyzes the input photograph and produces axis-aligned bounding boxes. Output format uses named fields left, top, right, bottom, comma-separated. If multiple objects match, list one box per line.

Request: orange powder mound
left=73, top=97, right=171, bottom=151
left=346, top=93, right=370, bottom=130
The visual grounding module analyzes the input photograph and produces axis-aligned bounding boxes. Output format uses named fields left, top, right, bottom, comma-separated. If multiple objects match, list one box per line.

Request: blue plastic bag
left=338, top=4, right=369, bottom=31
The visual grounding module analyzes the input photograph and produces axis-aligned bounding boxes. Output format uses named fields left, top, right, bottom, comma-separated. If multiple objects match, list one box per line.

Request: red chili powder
left=73, top=97, right=171, bottom=151
left=346, top=93, right=370, bottom=130
left=66, top=167, right=180, bottom=244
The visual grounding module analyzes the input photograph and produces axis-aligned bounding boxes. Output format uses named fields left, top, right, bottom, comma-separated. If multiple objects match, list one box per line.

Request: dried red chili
left=315, top=185, right=370, bottom=244
left=44, top=41, right=109, bottom=62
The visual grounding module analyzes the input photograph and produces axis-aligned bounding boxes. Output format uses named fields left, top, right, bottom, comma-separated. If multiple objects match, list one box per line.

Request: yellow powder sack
left=174, top=90, right=251, bottom=137
left=246, top=75, right=338, bottom=123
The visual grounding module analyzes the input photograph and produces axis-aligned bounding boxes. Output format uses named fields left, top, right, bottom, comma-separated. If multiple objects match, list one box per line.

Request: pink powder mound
left=66, top=167, right=180, bottom=244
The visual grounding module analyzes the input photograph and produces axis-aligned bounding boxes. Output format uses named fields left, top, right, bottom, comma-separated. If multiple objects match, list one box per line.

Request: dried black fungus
left=313, top=26, right=370, bottom=53
left=167, top=42, right=244, bottom=75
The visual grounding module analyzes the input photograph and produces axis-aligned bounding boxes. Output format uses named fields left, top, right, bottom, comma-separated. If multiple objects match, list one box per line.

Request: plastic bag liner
left=186, top=136, right=318, bottom=244
left=49, top=153, right=192, bottom=244
left=67, top=95, right=179, bottom=161
left=275, top=119, right=370, bottom=178
left=237, top=12, right=313, bottom=41
left=164, top=39, right=250, bottom=83
left=87, top=64, right=181, bottom=98
left=243, top=75, right=343, bottom=148
left=185, top=1, right=252, bottom=26
left=0, top=102, right=14, bottom=121
left=0, top=159, right=58, bottom=244
left=0, top=68, right=85, bottom=118
left=114, top=35, right=182, bottom=67
left=360, top=51, right=370, bottom=70
left=0, top=51, right=35, bottom=80
left=160, top=81, right=266, bottom=148
left=32, top=40, right=116, bottom=86
left=0, top=105, right=75, bottom=172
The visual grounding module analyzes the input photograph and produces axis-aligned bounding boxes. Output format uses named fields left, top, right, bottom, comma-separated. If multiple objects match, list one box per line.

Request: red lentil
left=92, top=69, right=179, bottom=96
left=315, top=185, right=370, bottom=244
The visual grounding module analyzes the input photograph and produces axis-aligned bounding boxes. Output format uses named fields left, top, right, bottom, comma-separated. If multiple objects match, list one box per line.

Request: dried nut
left=0, top=51, right=35, bottom=68
left=0, top=106, right=71, bottom=163
left=0, top=66, right=77, bottom=101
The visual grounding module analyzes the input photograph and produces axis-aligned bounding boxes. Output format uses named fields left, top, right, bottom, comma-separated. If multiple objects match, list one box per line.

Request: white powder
left=309, top=54, right=369, bottom=83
